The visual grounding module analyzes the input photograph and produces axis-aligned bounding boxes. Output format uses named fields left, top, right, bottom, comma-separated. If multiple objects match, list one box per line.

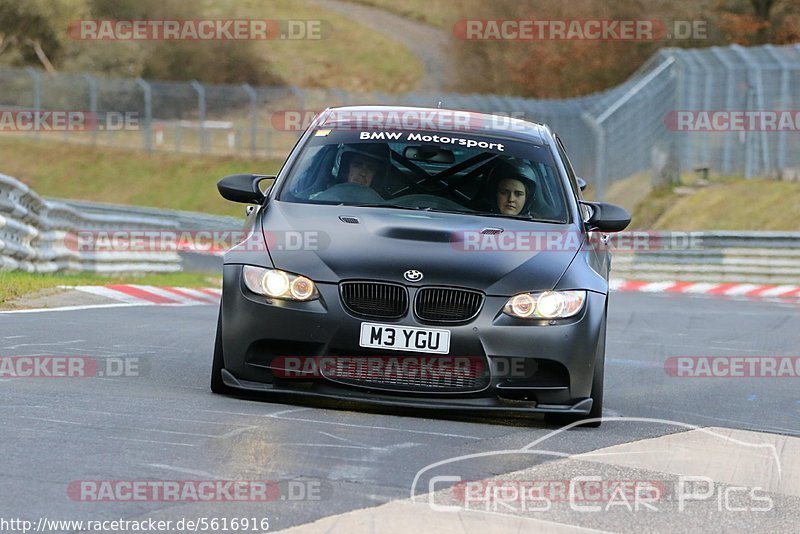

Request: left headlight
left=242, top=265, right=318, bottom=301
left=503, top=290, right=586, bottom=319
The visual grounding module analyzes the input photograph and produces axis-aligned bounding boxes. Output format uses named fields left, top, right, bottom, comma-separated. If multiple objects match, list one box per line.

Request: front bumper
left=219, top=264, right=606, bottom=415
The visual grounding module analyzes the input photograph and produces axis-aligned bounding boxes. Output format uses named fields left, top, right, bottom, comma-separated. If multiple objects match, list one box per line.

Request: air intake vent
left=321, top=355, right=489, bottom=393
left=415, top=287, right=484, bottom=323
left=340, top=282, right=408, bottom=319
left=481, top=227, right=503, bottom=235
left=339, top=215, right=360, bottom=224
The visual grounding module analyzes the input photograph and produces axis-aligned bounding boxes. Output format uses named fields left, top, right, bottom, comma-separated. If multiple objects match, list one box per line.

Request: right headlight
left=503, top=290, right=586, bottom=319
left=242, top=265, right=318, bottom=301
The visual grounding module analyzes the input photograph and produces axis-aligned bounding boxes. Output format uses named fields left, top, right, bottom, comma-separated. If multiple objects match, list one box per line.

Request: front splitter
left=220, top=369, right=592, bottom=415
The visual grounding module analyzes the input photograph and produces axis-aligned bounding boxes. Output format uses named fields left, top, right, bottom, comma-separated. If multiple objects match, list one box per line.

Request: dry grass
left=209, top=0, right=424, bottom=92
left=645, top=180, right=800, bottom=230
left=0, top=137, right=281, bottom=217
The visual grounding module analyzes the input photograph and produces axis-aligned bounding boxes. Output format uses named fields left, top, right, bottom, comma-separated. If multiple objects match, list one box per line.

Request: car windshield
left=277, top=129, right=569, bottom=223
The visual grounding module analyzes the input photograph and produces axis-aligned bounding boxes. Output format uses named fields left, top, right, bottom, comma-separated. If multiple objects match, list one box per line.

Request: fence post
left=190, top=80, right=207, bottom=154
left=710, top=48, right=737, bottom=176
left=25, top=68, right=41, bottom=141
left=83, top=74, right=98, bottom=146
left=690, top=51, right=715, bottom=170
left=581, top=112, right=606, bottom=201
left=290, top=86, right=306, bottom=115
left=674, top=51, right=696, bottom=172
left=136, top=78, right=153, bottom=153
left=242, top=83, right=257, bottom=158
left=763, top=45, right=790, bottom=175
left=731, top=45, right=770, bottom=178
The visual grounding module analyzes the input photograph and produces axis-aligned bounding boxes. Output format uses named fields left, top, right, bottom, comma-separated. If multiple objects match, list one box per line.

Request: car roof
left=315, top=105, right=551, bottom=145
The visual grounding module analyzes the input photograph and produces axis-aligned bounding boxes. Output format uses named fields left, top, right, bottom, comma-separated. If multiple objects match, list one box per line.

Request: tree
left=0, top=0, right=84, bottom=72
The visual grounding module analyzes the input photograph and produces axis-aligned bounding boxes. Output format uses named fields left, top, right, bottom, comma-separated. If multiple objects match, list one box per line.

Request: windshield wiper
left=349, top=203, right=429, bottom=211
left=475, top=212, right=566, bottom=224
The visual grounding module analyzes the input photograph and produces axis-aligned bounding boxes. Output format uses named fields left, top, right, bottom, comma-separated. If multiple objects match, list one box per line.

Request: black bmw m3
left=211, top=106, right=630, bottom=426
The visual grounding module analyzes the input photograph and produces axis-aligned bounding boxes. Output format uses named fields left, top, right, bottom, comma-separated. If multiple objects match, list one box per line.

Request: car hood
left=261, top=201, right=581, bottom=295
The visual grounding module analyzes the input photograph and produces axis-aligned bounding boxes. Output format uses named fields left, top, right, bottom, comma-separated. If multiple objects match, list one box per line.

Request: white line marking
left=2, top=339, right=84, bottom=349
left=108, top=436, right=196, bottom=447
left=17, top=416, right=230, bottom=437
left=0, top=303, right=145, bottom=314
left=266, top=412, right=482, bottom=440
left=267, top=407, right=311, bottom=418
left=147, top=463, right=220, bottom=478
left=319, top=431, right=380, bottom=449
left=279, top=443, right=388, bottom=451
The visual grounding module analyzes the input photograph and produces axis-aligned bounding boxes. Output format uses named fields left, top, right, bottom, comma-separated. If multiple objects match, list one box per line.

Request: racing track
left=1, top=292, right=798, bottom=532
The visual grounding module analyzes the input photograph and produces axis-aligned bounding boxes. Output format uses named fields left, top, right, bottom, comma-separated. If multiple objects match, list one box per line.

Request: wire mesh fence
left=0, top=43, right=798, bottom=198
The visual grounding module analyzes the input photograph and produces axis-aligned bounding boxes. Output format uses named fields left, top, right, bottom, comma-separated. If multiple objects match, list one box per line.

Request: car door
left=554, top=134, right=610, bottom=278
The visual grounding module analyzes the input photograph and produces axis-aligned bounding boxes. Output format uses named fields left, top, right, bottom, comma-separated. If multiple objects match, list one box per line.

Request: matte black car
left=211, top=106, right=630, bottom=426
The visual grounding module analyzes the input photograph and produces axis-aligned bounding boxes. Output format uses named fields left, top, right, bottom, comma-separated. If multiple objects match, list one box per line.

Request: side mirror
left=217, top=174, right=274, bottom=204
left=581, top=201, right=631, bottom=233
left=576, top=177, right=587, bottom=191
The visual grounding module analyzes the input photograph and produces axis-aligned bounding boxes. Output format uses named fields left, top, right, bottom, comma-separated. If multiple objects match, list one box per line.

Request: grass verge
left=635, top=179, right=800, bottom=230
left=0, top=137, right=280, bottom=217
left=213, top=0, right=424, bottom=92
left=0, top=271, right=219, bottom=307
left=621, top=174, right=800, bottom=231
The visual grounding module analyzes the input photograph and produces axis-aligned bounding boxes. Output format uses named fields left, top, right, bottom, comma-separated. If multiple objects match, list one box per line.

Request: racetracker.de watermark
left=453, top=19, right=708, bottom=41
left=0, top=356, right=144, bottom=378
left=665, top=110, right=800, bottom=131
left=274, top=109, right=533, bottom=132
left=452, top=231, right=704, bottom=253
left=68, top=19, right=330, bottom=40
left=68, top=479, right=327, bottom=502
left=66, top=229, right=325, bottom=254
left=665, top=356, right=800, bottom=378
left=0, top=110, right=138, bottom=132
left=271, top=355, right=486, bottom=380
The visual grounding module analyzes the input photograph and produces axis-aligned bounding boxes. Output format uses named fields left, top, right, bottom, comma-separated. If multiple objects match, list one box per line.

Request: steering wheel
left=388, top=194, right=469, bottom=211
left=311, top=182, right=386, bottom=204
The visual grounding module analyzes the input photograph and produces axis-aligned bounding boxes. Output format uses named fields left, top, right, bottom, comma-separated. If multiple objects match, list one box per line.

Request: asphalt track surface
left=1, top=292, right=798, bottom=532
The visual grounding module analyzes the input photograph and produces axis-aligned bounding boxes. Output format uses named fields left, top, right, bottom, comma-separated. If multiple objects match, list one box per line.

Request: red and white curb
left=610, top=279, right=800, bottom=300
left=71, top=285, right=221, bottom=306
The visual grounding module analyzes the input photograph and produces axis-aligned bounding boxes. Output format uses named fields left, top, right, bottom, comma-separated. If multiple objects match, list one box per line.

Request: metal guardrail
left=5, top=179, right=799, bottom=283
left=0, top=173, right=182, bottom=273
left=52, top=199, right=242, bottom=231
left=611, top=231, right=800, bottom=284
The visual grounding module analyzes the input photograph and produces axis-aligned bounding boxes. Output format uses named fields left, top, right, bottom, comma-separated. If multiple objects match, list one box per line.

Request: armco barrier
left=611, top=231, right=800, bottom=285
left=5, top=174, right=798, bottom=283
left=0, top=173, right=181, bottom=273
left=52, top=199, right=242, bottom=232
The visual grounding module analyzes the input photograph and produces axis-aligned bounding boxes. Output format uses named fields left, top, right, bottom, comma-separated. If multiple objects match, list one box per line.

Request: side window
left=555, top=135, right=590, bottom=222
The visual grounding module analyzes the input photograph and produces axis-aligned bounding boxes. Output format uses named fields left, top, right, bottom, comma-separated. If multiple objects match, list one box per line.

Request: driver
left=337, top=143, right=391, bottom=188
left=486, top=157, right=537, bottom=216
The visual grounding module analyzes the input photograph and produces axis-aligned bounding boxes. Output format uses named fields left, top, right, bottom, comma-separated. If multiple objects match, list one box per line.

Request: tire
left=210, top=306, right=234, bottom=395
left=545, top=316, right=606, bottom=428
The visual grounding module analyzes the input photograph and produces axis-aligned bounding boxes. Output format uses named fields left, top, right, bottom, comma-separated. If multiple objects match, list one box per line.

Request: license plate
left=359, top=323, right=451, bottom=354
